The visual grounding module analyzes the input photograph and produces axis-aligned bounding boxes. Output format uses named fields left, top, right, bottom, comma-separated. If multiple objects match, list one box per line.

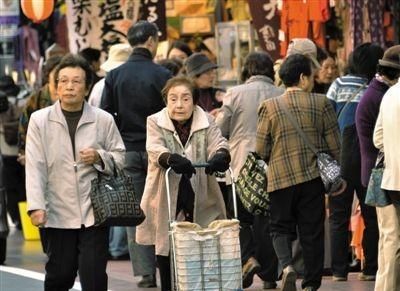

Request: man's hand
left=30, top=209, right=47, bottom=227
left=79, top=148, right=100, bottom=165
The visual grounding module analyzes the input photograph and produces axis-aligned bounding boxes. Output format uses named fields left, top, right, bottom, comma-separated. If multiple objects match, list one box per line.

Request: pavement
left=0, top=226, right=376, bottom=291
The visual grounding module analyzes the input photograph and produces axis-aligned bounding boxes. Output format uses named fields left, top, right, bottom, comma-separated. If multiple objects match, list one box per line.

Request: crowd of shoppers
left=0, top=18, right=397, bottom=291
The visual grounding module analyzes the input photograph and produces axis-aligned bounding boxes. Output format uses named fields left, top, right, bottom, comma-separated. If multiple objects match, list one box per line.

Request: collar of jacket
left=245, top=75, right=274, bottom=85
left=129, top=47, right=153, bottom=61
left=49, top=100, right=96, bottom=127
left=156, top=105, right=210, bottom=133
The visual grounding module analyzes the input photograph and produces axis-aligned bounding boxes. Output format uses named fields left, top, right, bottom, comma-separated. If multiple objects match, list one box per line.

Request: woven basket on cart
left=170, top=219, right=242, bottom=291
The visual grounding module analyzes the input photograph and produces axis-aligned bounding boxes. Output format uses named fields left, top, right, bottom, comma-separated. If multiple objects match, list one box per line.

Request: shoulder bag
left=90, top=156, right=145, bottom=226
left=236, top=152, right=270, bottom=216
left=365, top=152, right=391, bottom=207
left=280, top=99, right=346, bottom=196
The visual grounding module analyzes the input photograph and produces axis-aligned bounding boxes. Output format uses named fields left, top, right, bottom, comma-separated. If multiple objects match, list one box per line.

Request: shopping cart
left=166, top=164, right=243, bottom=291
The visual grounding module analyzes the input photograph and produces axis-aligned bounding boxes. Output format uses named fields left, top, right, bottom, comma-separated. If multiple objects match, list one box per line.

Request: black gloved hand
left=168, top=153, right=196, bottom=178
left=205, top=149, right=231, bottom=175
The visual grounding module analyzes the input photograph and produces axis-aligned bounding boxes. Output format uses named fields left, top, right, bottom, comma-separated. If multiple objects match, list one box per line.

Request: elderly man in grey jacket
left=215, top=51, right=284, bottom=289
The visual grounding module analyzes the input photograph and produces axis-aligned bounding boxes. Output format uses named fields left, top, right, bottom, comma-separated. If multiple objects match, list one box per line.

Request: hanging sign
left=66, top=0, right=166, bottom=54
left=66, top=0, right=139, bottom=54
left=0, top=0, right=20, bottom=37
left=248, top=0, right=281, bottom=61
left=139, top=0, right=167, bottom=41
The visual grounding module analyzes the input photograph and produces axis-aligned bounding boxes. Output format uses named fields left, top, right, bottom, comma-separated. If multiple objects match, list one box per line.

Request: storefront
left=1, top=0, right=399, bottom=88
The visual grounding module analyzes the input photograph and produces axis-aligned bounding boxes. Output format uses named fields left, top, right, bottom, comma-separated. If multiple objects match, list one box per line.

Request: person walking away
left=358, top=45, right=400, bottom=291
left=101, top=20, right=172, bottom=288
left=215, top=51, right=283, bottom=289
left=256, top=54, right=340, bottom=291
left=327, top=43, right=383, bottom=282
left=88, top=43, right=133, bottom=261
left=0, top=76, right=25, bottom=230
left=373, top=75, right=400, bottom=291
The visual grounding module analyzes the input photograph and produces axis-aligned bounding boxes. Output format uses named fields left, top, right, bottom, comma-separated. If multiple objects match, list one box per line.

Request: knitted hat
left=185, top=53, right=218, bottom=77
left=286, top=38, right=320, bottom=69
left=379, top=45, right=400, bottom=70
left=101, top=43, right=133, bottom=72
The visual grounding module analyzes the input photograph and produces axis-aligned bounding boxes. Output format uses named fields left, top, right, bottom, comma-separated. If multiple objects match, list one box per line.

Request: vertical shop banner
left=0, top=0, right=20, bottom=37
left=139, top=0, right=167, bottom=41
left=248, top=0, right=280, bottom=61
left=66, top=0, right=166, bottom=53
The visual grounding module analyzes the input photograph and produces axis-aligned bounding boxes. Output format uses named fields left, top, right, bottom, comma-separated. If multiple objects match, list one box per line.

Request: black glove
left=168, top=153, right=196, bottom=177
left=205, top=149, right=231, bottom=175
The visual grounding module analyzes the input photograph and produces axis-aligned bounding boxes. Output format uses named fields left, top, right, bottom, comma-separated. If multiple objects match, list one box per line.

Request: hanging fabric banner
left=66, top=0, right=139, bottom=53
left=0, top=0, right=20, bottom=37
left=248, top=0, right=281, bottom=61
left=66, top=0, right=166, bottom=54
left=139, top=0, right=167, bottom=41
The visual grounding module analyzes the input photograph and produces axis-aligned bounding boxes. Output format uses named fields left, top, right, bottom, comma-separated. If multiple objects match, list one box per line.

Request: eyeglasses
left=57, top=77, right=85, bottom=86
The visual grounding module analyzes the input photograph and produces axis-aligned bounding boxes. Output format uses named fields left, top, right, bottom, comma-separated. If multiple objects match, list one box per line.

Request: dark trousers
left=238, top=196, right=279, bottom=282
left=43, top=226, right=109, bottom=291
left=329, top=181, right=378, bottom=276
left=269, top=178, right=325, bottom=290
left=0, top=238, right=6, bottom=264
left=2, top=156, right=25, bottom=225
left=125, top=151, right=156, bottom=277
left=157, top=255, right=171, bottom=291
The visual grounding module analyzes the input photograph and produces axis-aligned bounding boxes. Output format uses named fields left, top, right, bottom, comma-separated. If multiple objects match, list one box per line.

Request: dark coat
left=355, top=78, right=389, bottom=187
left=101, top=47, right=172, bottom=151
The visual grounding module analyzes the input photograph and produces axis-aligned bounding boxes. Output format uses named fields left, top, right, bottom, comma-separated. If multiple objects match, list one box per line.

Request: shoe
left=242, top=257, right=261, bottom=288
left=137, top=274, right=157, bottom=288
left=108, top=253, right=130, bottom=261
left=332, top=275, right=347, bottom=281
left=263, top=281, right=277, bottom=289
left=302, top=287, right=317, bottom=291
left=358, top=273, right=376, bottom=281
left=281, top=265, right=296, bottom=291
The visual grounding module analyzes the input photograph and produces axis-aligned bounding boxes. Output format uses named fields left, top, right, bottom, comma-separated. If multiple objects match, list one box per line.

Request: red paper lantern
left=21, top=0, right=54, bottom=23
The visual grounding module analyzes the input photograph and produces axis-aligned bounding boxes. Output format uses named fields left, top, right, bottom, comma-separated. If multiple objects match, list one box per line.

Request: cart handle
left=165, top=166, right=238, bottom=224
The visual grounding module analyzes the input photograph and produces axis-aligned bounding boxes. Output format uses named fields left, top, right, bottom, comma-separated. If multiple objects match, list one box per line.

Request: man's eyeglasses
left=57, top=78, right=85, bottom=86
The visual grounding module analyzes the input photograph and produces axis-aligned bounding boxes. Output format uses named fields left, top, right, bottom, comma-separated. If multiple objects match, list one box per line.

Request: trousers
left=125, top=151, right=156, bottom=276
left=44, top=226, right=108, bottom=291
left=374, top=203, right=400, bottom=291
left=269, top=178, right=325, bottom=290
left=329, top=181, right=378, bottom=277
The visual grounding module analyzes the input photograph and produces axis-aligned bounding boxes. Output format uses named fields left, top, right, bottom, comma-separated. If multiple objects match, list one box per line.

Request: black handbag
left=90, top=157, right=145, bottom=226
left=236, top=152, right=270, bottom=216
left=280, top=100, right=346, bottom=196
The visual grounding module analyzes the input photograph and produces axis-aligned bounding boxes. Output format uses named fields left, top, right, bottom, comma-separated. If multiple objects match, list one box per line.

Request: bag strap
left=97, top=155, right=120, bottom=180
left=337, top=82, right=367, bottom=121
left=279, top=99, right=319, bottom=155
left=375, top=151, right=384, bottom=168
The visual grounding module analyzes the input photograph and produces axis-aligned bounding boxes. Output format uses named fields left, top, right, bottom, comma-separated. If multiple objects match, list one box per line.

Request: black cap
left=185, top=53, right=218, bottom=77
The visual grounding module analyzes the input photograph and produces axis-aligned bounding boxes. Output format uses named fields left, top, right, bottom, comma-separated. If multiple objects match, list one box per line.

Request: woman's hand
left=168, top=153, right=196, bottom=178
left=30, top=209, right=47, bottom=227
left=79, top=148, right=100, bottom=165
